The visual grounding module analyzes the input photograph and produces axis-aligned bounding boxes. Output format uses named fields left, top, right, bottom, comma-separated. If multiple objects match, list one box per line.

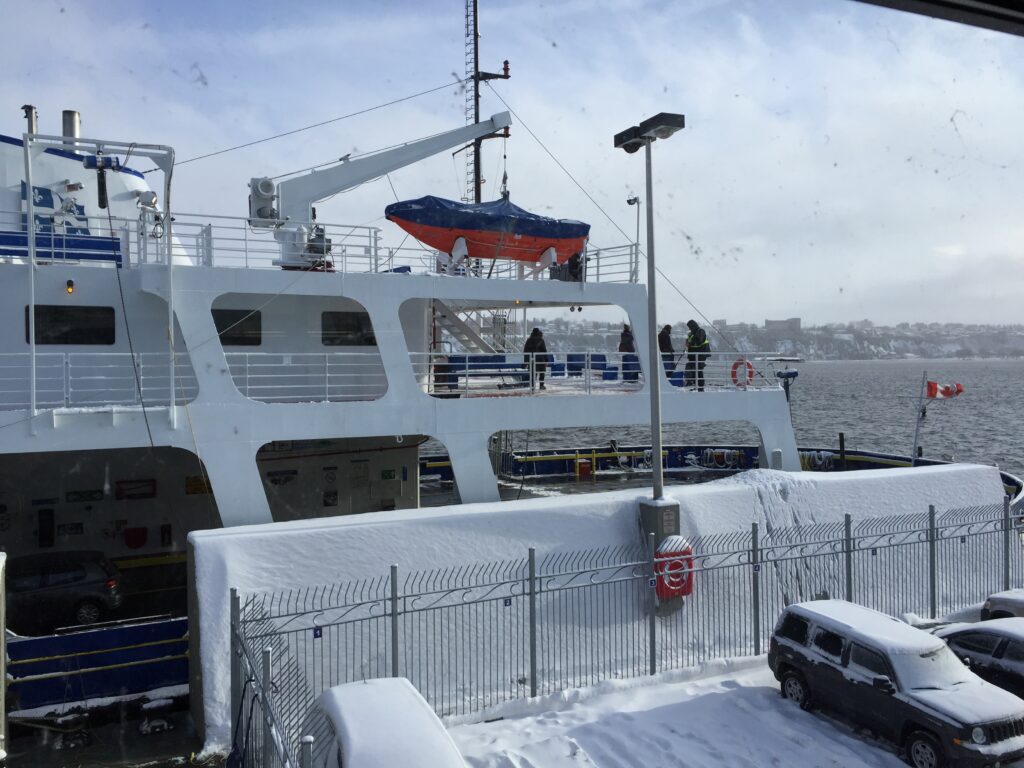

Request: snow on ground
left=449, top=658, right=909, bottom=768
left=191, top=464, right=1005, bottom=750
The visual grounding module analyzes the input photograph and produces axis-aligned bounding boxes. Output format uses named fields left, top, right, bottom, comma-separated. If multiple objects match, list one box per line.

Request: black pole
left=838, top=432, right=846, bottom=471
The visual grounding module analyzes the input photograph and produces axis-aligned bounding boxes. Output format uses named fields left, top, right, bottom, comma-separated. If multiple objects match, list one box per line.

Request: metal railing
left=0, top=349, right=774, bottom=410
left=0, top=352, right=197, bottom=409
left=412, top=350, right=778, bottom=397
left=2, top=209, right=637, bottom=283
left=230, top=498, right=1024, bottom=766
left=224, top=352, right=388, bottom=403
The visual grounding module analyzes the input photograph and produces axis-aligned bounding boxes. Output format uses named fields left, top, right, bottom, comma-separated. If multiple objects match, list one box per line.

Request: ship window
left=25, top=305, right=115, bottom=345
left=322, top=311, right=376, bottom=347
left=212, top=309, right=262, bottom=346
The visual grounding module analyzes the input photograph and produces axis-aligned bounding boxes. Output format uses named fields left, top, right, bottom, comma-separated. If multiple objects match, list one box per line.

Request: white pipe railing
left=412, top=351, right=779, bottom=397
left=2, top=208, right=637, bottom=283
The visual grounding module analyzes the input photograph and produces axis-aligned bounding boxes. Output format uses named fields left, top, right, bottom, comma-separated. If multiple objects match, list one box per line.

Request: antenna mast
left=464, top=0, right=509, bottom=203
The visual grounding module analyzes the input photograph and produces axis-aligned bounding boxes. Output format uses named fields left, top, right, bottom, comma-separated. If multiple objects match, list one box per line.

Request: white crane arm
left=274, top=112, right=512, bottom=223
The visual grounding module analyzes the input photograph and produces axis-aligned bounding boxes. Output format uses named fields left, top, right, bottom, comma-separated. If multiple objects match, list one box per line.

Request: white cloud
left=3, top=0, right=1023, bottom=324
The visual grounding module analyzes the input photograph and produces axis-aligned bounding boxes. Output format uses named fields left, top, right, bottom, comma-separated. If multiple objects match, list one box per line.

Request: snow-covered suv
left=768, top=600, right=1024, bottom=768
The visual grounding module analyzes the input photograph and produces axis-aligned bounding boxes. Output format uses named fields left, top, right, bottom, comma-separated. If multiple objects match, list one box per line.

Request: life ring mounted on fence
left=731, top=357, right=755, bottom=388
left=655, top=535, right=695, bottom=600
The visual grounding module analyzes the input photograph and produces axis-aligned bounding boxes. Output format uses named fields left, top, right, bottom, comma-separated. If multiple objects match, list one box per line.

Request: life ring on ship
left=731, top=358, right=755, bottom=388
left=655, top=536, right=695, bottom=600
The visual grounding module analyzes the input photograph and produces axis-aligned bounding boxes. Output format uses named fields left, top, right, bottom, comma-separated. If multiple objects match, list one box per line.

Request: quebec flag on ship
left=20, top=181, right=91, bottom=234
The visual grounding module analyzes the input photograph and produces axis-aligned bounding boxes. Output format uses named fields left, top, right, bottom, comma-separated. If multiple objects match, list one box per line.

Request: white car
left=315, top=678, right=466, bottom=768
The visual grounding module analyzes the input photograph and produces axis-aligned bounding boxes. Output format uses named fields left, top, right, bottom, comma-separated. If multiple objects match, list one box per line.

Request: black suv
left=5, top=550, right=123, bottom=634
left=768, top=600, right=1024, bottom=768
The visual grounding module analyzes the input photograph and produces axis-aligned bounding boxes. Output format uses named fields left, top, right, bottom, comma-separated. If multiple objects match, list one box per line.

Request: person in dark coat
left=618, top=324, right=635, bottom=353
left=657, top=324, right=676, bottom=377
left=523, top=327, right=548, bottom=390
left=684, top=319, right=711, bottom=391
left=619, top=324, right=638, bottom=382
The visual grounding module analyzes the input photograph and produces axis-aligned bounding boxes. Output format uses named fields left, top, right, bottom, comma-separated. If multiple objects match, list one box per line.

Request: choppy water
left=512, top=359, right=1024, bottom=481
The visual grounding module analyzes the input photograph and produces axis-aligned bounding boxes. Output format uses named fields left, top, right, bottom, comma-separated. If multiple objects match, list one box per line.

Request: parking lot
left=450, top=658, right=932, bottom=768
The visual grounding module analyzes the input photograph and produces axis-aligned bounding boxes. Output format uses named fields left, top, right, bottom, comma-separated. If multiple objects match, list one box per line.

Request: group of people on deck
left=522, top=320, right=711, bottom=391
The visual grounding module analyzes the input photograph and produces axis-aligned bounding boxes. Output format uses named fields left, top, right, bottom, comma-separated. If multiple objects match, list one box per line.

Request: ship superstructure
left=0, top=106, right=799, bottom=598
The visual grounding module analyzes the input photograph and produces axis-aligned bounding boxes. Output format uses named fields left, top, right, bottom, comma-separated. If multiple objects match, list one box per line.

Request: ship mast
left=464, top=0, right=509, bottom=203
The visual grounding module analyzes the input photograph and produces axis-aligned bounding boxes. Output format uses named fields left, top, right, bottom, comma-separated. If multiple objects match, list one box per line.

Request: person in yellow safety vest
left=684, top=319, right=711, bottom=391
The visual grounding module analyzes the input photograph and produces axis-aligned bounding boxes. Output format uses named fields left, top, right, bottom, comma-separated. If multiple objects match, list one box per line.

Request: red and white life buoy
left=731, top=358, right=755, bottom=388
left=655, top=535, right=695, bottom=600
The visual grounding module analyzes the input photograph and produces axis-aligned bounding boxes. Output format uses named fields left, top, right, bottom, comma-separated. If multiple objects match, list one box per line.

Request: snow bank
left=192, top=463, right=1005, bottom=751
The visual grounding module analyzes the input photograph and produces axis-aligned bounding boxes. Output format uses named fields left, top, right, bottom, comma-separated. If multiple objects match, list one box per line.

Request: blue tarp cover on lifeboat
left=385, top=195, right=590, bottom=263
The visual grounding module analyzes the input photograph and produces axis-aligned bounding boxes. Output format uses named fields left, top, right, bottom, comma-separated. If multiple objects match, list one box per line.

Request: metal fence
left=230, top=498, right=1024, bottom=767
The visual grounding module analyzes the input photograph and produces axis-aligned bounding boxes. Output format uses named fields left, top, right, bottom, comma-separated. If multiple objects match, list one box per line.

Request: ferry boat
left=0, top=105, right=808, bottom=623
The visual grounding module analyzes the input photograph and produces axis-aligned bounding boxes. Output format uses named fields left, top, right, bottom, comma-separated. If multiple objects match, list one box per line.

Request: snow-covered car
left=935, top=618, right=1024, bottom=699
left=314, top=677, right=466, bottom=768
left=768, top=600, right=1024, bottom=768
left=982, top=590, right=1024, bottom=621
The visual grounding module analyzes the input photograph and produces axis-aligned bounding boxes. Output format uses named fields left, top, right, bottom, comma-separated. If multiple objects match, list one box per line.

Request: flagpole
left=910, top=370, right=927, bottom=467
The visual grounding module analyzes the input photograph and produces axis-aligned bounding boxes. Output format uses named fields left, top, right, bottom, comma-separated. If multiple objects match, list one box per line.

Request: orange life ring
left=731, top=358, right=755, bottom=387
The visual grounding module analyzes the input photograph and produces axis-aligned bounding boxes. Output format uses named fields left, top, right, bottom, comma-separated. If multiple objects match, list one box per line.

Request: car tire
left=905, top=730, right=946, bottom=768
left=780, top=669, right=812, bottom=711
left=74, top=599, right=102, bottom=626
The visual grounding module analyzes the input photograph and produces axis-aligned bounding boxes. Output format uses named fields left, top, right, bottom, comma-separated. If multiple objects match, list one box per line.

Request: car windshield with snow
left=768, top=600, right=1024, bottom=768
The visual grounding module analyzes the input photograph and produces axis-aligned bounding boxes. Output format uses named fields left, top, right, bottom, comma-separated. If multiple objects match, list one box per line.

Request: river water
left=512, top=359, right=1024, bottom=481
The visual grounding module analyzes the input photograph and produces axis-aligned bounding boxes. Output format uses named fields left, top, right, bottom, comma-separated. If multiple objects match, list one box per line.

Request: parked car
left=982, top=590, right=1024, bottom=621
left=4, top=550, right=122, bottom=634
left=768, top=599, right=1024, bottom=768
left=313, top=678, right=465, bottom=768
left=934, top=618, right=1024, bottom=700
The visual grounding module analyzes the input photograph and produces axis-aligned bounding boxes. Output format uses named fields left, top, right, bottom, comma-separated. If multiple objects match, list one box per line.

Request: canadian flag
left=926, top=381, right=964, bottom=399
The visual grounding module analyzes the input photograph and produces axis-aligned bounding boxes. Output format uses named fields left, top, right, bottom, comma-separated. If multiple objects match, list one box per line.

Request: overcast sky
left=4, top=0, right=1023, bottom=326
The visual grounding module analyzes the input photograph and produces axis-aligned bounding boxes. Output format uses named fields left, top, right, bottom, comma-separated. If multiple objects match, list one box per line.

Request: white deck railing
left=0, top=209, right=639, bottom=283
left=0, top=351, right=781, bottom=410
left=411, top=351, right=780, bottom=398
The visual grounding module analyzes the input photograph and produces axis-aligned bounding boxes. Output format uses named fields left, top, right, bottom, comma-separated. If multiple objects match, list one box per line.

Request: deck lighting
left=614, top=112, right=685, bottom=501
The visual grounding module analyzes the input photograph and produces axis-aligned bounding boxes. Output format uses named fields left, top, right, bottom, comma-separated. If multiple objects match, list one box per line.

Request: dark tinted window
left=812, top=628, right=845, bottom=658
left=950, top=632, right=1001, bottom=656
left=46, top=564, right=86, bottom=586
left=1003, top=641, right=1024, bottom=663
left=25, top=305, right=115, bottom=345
left=776, top=613, right=809, bottom=644
left=322, top=311, right=376, bottom=346
left=849, top=644, right=888, bottom=677
left=212, top=309, right=262, bottom=346
left=8, top=571, right=41, bottom=591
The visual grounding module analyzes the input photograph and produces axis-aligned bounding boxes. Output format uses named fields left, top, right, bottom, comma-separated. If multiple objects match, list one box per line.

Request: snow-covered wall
left=190, top=464, right=1005, bottom=751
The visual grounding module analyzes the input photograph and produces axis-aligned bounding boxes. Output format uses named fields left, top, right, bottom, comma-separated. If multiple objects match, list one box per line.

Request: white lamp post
left=614, top=113, right=685, bottom=501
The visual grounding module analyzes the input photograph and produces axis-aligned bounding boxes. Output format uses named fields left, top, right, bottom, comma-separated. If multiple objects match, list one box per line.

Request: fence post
left=751, top=522, right=761, bottom=656
left=390, top=564, right=399, bottom=678
left=528, top=547, right=537, bottom=698
left=300, top=735, right=314, bottom=768
left=261, top=647, right=274, bottom=765
left=844, top=514, right=853, bottom=603
left=928, top=504, right=938, bottom=619
left=230, top=588, right=241, bottom=745
left=1004, top=495, right=1012, bottom=592
left=648, top=532, right=657, bottom=676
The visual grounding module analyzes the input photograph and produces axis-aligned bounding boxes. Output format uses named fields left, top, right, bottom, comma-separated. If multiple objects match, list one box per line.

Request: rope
left=483, top=82, right=740, bottom=355
left=142, top=78, right=470, bottom=173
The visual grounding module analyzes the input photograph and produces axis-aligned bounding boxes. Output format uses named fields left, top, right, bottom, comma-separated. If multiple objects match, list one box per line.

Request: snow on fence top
left=190, top=463, right=1006, bottom=751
